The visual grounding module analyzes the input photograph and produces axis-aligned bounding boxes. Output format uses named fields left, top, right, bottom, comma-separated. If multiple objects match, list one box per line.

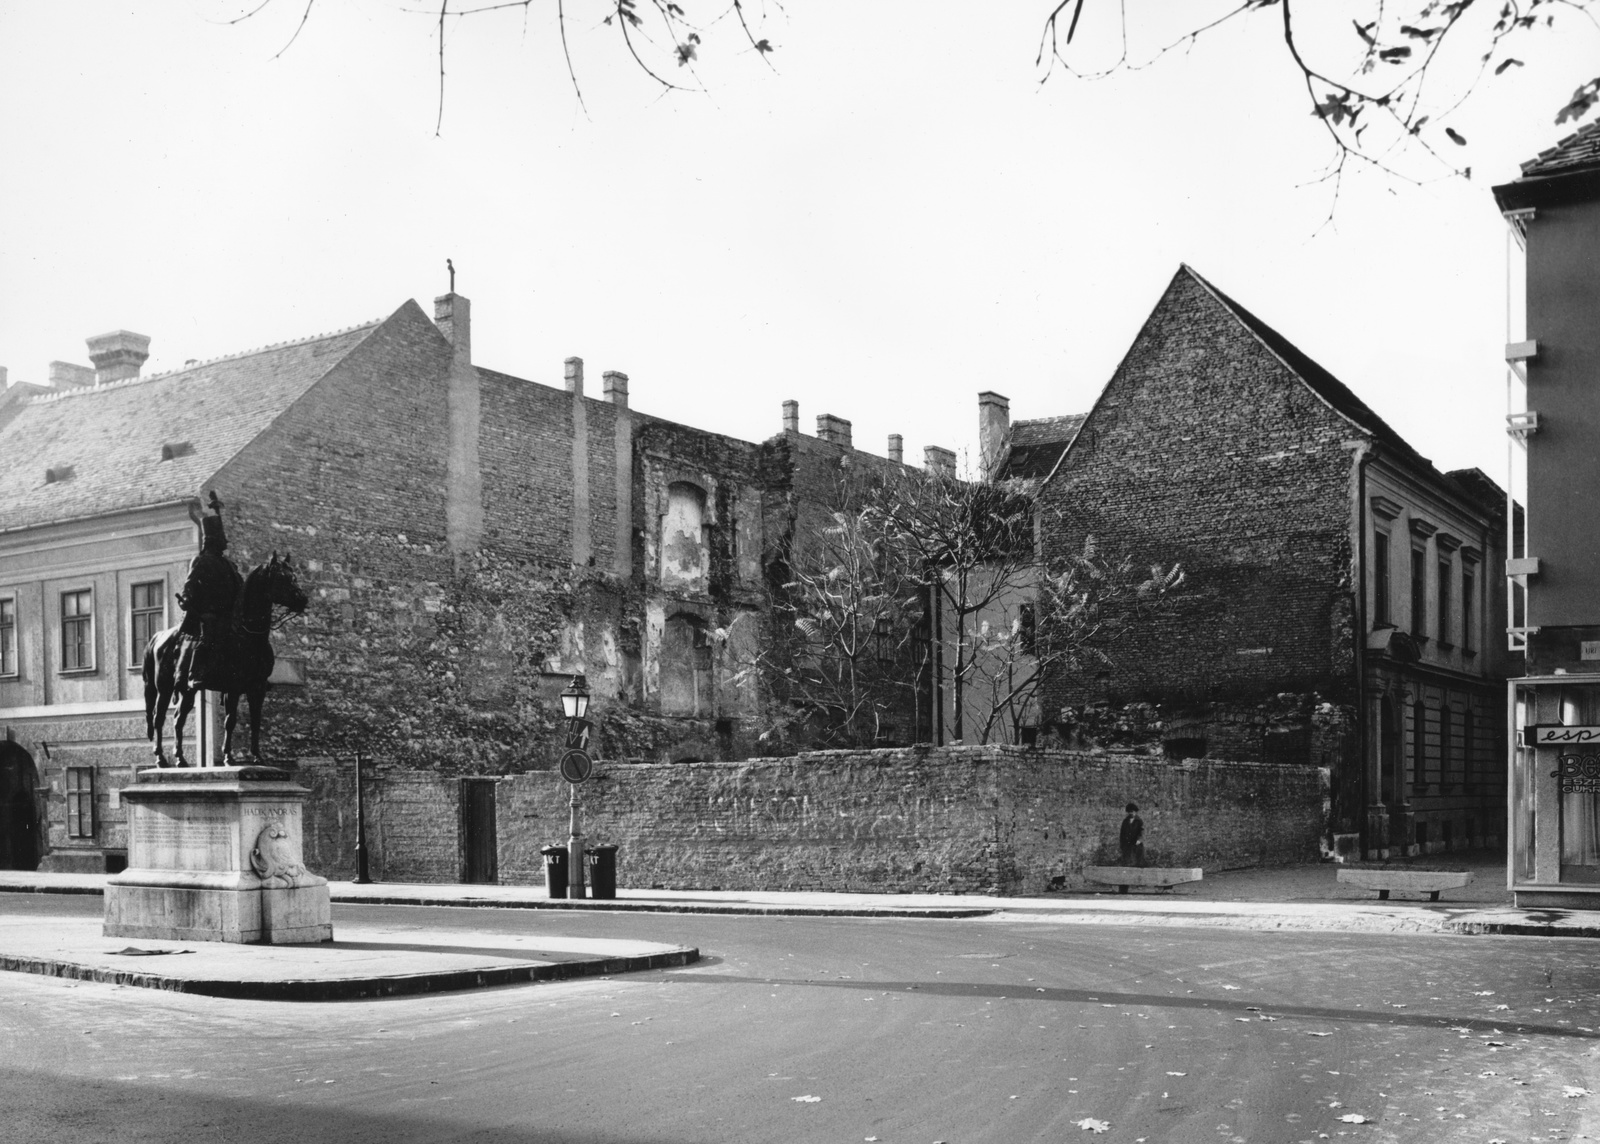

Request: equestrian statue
left=143, top=492, right=309, bottom=767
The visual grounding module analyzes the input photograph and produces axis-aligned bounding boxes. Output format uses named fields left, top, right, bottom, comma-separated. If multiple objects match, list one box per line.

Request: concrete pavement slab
left=0, top=912, right=697, bottom=1001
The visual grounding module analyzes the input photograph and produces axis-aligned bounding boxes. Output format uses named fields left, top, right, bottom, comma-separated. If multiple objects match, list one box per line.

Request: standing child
left=1119, top=802, right=1145, bottom=867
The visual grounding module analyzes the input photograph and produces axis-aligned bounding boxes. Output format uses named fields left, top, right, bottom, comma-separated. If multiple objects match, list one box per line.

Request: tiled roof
left=1002, top=414, right=1085, bottom=480
left=1184, top=266, right=1430, bottom=470
left=0, top=318, right=384, bottom=531
left=1522, top=119, right=1600, bottom=177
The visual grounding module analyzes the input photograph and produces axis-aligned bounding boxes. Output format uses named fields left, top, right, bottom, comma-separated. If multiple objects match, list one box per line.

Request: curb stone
left=0, top=945, right=699, bottom=1001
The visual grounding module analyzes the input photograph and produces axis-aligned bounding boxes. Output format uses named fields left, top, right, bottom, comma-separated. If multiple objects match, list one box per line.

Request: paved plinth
left=105, top=765, right=331, bottom=945
left=0, top=913, right=697, bottom=1001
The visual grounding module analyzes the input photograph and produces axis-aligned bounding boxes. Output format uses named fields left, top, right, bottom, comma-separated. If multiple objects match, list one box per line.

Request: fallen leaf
left=1221, top=985, right=1240, bottom=990
left=1167, top=1071, right=1187, bottom=1077
left=791, top=1095, right=821, bottom=1103
left=1339, top=1113, right=1370, bottom=1124
left=1076, top=1118, right=1111, bottom=1133
left=1566, top=1086, right=1592, bottom=1098
left=1307, top=1031, right=1332, bottom=1037
left=1474, top=991, right=1496, bottom=996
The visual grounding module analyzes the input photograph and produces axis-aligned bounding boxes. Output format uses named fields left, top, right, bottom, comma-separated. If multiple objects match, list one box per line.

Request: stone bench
left=1336, top=868, right=1473, bottom=902
left=1082, top=866, right=1203, bottom=894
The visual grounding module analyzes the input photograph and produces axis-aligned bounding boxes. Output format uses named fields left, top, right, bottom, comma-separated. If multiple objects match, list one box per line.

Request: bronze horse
left=144, top=553, right=309, bottom=767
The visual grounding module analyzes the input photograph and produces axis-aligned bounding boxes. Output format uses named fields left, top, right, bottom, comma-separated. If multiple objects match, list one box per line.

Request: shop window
left=66, top=767, right=94, bottom=838
left=130, top=580, right=165, bottom=666
left=1372, top=529, right=1391, bottom=626
left=60, top=589, right=94, bottom=672
left=0, top=596, right=15, bottom=677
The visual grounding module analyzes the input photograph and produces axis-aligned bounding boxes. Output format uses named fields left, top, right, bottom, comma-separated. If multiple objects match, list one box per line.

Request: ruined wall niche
left=660, top=612, right=713, bottom=716
left=661, top=481, right=709, bottom=588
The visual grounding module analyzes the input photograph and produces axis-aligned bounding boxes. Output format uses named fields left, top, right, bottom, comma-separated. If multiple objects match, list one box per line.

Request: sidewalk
left=1, top=851, right=1596, bottom=936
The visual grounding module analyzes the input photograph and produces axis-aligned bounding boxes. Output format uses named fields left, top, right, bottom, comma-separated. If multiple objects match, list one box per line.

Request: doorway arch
left=0, top=742, right=40, bottom=871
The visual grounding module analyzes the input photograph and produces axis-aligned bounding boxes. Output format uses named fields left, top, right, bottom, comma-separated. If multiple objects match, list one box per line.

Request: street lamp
left=560, top=674, right=592, bottom=899
left=561, top=673, right=591, bottom=722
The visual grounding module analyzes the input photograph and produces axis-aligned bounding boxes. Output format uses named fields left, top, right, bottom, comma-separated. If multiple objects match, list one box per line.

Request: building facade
left=1033, top=265, right=1513, bottom=859
left=0, top=293, right=922, bottom=876
left=1494, top=121, right=1600, bottom=906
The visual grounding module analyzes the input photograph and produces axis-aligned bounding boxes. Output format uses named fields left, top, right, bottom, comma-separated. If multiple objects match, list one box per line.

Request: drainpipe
left=1354, top=444, right=1373, bottom=859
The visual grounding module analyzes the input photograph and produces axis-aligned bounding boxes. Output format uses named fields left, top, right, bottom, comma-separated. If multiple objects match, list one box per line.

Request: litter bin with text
left=585, top=845, right=618, bottom=900
left=541, top=846, right=569, bottom=899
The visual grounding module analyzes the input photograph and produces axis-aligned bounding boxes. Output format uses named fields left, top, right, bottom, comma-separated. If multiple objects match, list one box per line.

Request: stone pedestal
left=104, top=766, right=332, bottom=945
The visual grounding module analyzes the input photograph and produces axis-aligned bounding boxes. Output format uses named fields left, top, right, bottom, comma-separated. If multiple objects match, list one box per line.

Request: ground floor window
left=66, top=767, right=94, bottom=838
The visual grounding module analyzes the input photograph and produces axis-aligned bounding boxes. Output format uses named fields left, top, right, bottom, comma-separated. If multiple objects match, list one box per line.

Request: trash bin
left=586, top=844, right=618, bottom=900
left=541, top=845, right=569, bottom=899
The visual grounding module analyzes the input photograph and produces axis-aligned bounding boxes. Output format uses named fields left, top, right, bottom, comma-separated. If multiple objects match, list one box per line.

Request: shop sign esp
left=1527, top=725, right=1600, bottom=747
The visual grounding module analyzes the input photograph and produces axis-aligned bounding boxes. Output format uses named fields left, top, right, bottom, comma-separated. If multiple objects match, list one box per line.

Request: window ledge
left=1437, top=641, right=1455, bottom=651
left=58, top=668, right=98, bottom=676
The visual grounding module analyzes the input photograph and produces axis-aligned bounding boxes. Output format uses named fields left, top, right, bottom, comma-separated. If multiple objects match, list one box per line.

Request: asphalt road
left=2, top=895, right=1599, bottom=1143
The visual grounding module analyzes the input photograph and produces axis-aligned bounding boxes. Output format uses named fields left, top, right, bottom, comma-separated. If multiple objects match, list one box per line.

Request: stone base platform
left=104, top=765, right=331, bottom=945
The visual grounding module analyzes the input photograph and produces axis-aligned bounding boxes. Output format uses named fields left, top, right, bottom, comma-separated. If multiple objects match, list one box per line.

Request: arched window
left=660, top=613, right=712, bottom=716
left=661, top=482, right=708, bottom=588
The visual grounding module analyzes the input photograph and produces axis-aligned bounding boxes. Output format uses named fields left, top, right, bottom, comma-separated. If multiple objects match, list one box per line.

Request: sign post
left=558, top=675, right=593, bottom=899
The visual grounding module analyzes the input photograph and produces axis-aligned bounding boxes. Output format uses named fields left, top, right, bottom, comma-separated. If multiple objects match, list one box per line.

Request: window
left=66, top=767, right=94, bottom=838
left=1441, top=704, right=1455, bottom=786
left=1462, top=568, right=1476, bottom=652
left=1412, top=698, right=1426, bottom=788
left=0, top=597, right=15, bottom=677
left=1372, top=530, right=1391, bottom=625
left=1410, top=550, right=1427, bottom=639
left=1437, top=559, right=1452, bottom=646
left=60, top=589, right=93, bottom=672
left=130, top=581, right=165, bottom=666
left=1018, top=602, right=1037, bottom=655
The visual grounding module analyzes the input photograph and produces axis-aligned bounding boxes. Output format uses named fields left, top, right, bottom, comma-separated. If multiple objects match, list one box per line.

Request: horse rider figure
left=175, top=492, right=243, bottom=695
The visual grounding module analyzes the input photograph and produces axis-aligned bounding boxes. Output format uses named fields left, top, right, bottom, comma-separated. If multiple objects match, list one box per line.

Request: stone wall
left=303, top=745, right=1328, bottom=895
left=1038, top=267, right=1359, bottom=713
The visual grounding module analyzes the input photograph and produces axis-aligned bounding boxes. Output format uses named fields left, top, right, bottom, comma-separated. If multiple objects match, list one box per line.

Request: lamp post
left=560, top=674, right=592, bottom=899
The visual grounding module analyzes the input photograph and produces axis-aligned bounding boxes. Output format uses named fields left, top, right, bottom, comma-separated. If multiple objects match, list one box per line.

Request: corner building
left=1036, top=265, right=1514, bottom=860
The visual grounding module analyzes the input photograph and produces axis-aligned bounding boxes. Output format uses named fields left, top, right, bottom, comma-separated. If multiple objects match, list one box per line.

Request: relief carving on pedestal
left=250, top=822, right=305, bottom=884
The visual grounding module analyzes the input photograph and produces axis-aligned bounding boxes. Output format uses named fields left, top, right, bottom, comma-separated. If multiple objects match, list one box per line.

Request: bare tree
left=219, top=0, right=777, bottom=131
left=965, top=534, right=1185, bottom=745
left=1039, top=0, right=1600, bottom=198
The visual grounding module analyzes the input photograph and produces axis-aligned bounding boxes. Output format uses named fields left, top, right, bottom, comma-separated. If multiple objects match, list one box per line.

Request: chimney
left=48, top=361, right=95, bottom=389
left=978, top=391, right=1010, bottom=479
left=433, top=293, right=471, bottom=361
left=565, top=356, right=584, bottom=396
left=86, top=331, right=150, bottom=384
left=887, top=434, right=903, bottom=464
left=924, top=445, right=956, bottom=477
left=603, top=370, right=629, bottom=407
left=782, top=399, right=799, bottom=434
left=816, top=413, right=852, bottom=448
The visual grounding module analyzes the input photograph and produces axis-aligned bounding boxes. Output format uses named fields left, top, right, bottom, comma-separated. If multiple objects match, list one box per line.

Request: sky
left=1, top=1, right=1594, bottom=482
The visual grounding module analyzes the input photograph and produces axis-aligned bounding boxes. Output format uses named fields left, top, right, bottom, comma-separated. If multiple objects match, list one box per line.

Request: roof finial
left=447, top=258, right=456, bottom=295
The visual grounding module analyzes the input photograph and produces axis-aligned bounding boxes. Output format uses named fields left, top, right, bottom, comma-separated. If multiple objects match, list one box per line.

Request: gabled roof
left=1182, top=265, right=1432, bottom=470
left=1522, top=119, right=1600, bottom=178
left=1001, top=414, right=1085, bottom=481
left=0, top=314, right=388, bottom=531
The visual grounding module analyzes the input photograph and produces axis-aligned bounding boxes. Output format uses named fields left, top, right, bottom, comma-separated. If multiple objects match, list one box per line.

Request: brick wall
left=302, top=745, right=1326, bottom=893
left=1039, top=268, right=1359, bottom=714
